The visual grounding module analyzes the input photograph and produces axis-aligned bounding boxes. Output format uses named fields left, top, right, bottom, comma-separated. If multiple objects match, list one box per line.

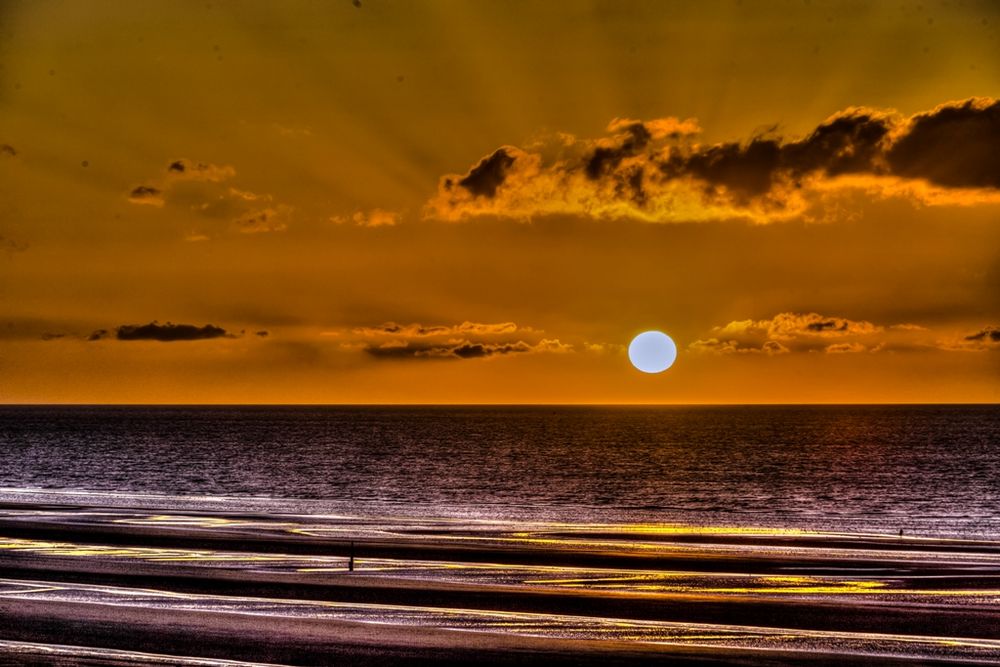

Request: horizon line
left=1, top=402, right=997, bottom=408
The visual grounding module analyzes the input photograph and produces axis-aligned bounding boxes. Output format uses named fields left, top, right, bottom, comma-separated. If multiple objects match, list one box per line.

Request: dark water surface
left=1, top=405, right=998, bottom=537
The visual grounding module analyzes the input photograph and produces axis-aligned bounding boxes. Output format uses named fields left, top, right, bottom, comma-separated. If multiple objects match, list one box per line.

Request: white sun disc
left=628, top=331, right=677, bottom=374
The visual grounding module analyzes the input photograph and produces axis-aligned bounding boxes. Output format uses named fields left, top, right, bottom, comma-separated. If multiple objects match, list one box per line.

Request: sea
left=1, top=404, right=998, bottom=538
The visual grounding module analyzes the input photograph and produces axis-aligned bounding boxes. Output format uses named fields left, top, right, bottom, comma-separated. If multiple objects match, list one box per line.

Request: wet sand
left=2, top=502, right=1000, bottom=664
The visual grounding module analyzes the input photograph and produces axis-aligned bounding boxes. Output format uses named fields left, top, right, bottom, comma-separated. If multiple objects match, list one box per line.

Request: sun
left=628, top=331, right=677, bottom=374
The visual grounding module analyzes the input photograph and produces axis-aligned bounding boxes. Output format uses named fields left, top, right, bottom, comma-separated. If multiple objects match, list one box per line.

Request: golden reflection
left=4, top=575, right=1000, bottom=657
left=6, top=535, right=1000, bottom=601
left=24, top=508, right=991, bottom=555
left=523, top=572, right=888, bottom=595
left=0, top=537, right=335, bottom=565
left=112, top=515, right=298, bottom=530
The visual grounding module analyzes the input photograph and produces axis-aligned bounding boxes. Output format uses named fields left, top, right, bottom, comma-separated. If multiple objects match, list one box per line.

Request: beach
left=2, top=405, right=998, bottom=663
left=2, top=500, right=1000, bottom=665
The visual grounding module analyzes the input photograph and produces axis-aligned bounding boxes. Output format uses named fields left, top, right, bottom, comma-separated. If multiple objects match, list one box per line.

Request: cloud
left=226, top=187, right=262, bottom=202
left=606, top=117, right=702, bottom=141
left=87, top=329, right=109, bottom=341
left=824, top=342, right=867, bottom=354
left=233, top=205, right=292, bottom=234
left=958, top=326, right=1000, bottom=350
left=762, top=340, right=791, bottom=355
left=40, top=332, right=65, bottom=341
left=710, top=313, right=883, bottom=344
left=126, top=159, right=289, bottom=236
left=693, top=314, right=1000, bottom=356
left=166, top=159, right=235, bottom=183
left=965, top=327, right=1000, bottom=343
left=886, top=99, right=1000, bottom=190
left=365, top=338, right=571, bottom=360
left=353, top=321, right=520, bottom=338
left=331, top=208, right=401, bottom=227
left=127, top=185, right=165, bottom=207
left=456, top=149, right=518, bottom=198
left=688, top=338, right=790, bottom=355
left=128, top=159, right=234, bottom=207
left=353, top=209, right=400, bottom=227
left=1, top=144, right=16, bottom=158
left=692, top=312, right=894, bottom=355
left=114, top=322, right=232, bottom=342
left=718, top=313, right=883, bottom=341
left=426, top=98, right=1000, bottom=224
left=334, top=319, right=568, bottom=360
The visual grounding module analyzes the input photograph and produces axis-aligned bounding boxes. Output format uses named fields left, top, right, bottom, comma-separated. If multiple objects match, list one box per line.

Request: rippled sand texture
left=2, top=502, right=1000, bottom=664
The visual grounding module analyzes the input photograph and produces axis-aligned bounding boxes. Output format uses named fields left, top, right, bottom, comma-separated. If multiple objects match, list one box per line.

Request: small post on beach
left=349, top=541, right=355, bottom=571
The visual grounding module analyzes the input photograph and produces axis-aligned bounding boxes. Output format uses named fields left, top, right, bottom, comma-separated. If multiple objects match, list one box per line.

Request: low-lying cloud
left=353, top=321, right=521, bottom=338
left=965, top=326, right=1000, bottom=343
left=691, top=313, right=1000, bottom=355
left=960, top=326, right=1000, bottom=350
left=715, top=313, right=882, bottom=342
left=332, top=320, right=570, bottom=361
left=427, top=97, right=1000, bottom=223
left=233, top=205, right=291, bottom=234
left=114, top=322, right=231, bottom=342
left=127, top=185, right=164, bottom=207
left=165, top=159, right=235, bottom=183
left=691, top=312, right=893, bottom=354
left=331, top=208, right=401, bottom=228
left=365, top=338, right=571, bottom=360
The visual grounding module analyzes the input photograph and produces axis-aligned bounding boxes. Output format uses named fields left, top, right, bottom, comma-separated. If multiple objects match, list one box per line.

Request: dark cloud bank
left=87, top=322, right=232, bottom=342
left=431, top=97, right=1000, bottom=222
left=366, top=340, right=541, bottom=360
left=965, top=327, right=1000, bottom=343
left=79, top=322, right=269, bottom=342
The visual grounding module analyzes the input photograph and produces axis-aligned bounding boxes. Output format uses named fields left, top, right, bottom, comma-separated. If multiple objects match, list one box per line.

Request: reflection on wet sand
left=6, top=533, right=1000, bottom=604
left=0, top=639, right=283, bottom=666
left=3, top=577, right=1000, bottom=661
left=3, top=502, right=1000, bottom=663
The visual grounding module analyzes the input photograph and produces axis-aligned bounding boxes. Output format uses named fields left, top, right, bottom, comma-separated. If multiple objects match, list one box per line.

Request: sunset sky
left=1, top=0, right=998, bottom=404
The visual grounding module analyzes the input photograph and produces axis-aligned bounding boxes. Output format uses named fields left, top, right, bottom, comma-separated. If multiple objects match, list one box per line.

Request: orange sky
left=1, top=0, right=998, bottom=404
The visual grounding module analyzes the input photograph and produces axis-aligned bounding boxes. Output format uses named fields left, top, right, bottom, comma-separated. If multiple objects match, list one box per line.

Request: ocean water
left=1, top=405, right=998, bottom=538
